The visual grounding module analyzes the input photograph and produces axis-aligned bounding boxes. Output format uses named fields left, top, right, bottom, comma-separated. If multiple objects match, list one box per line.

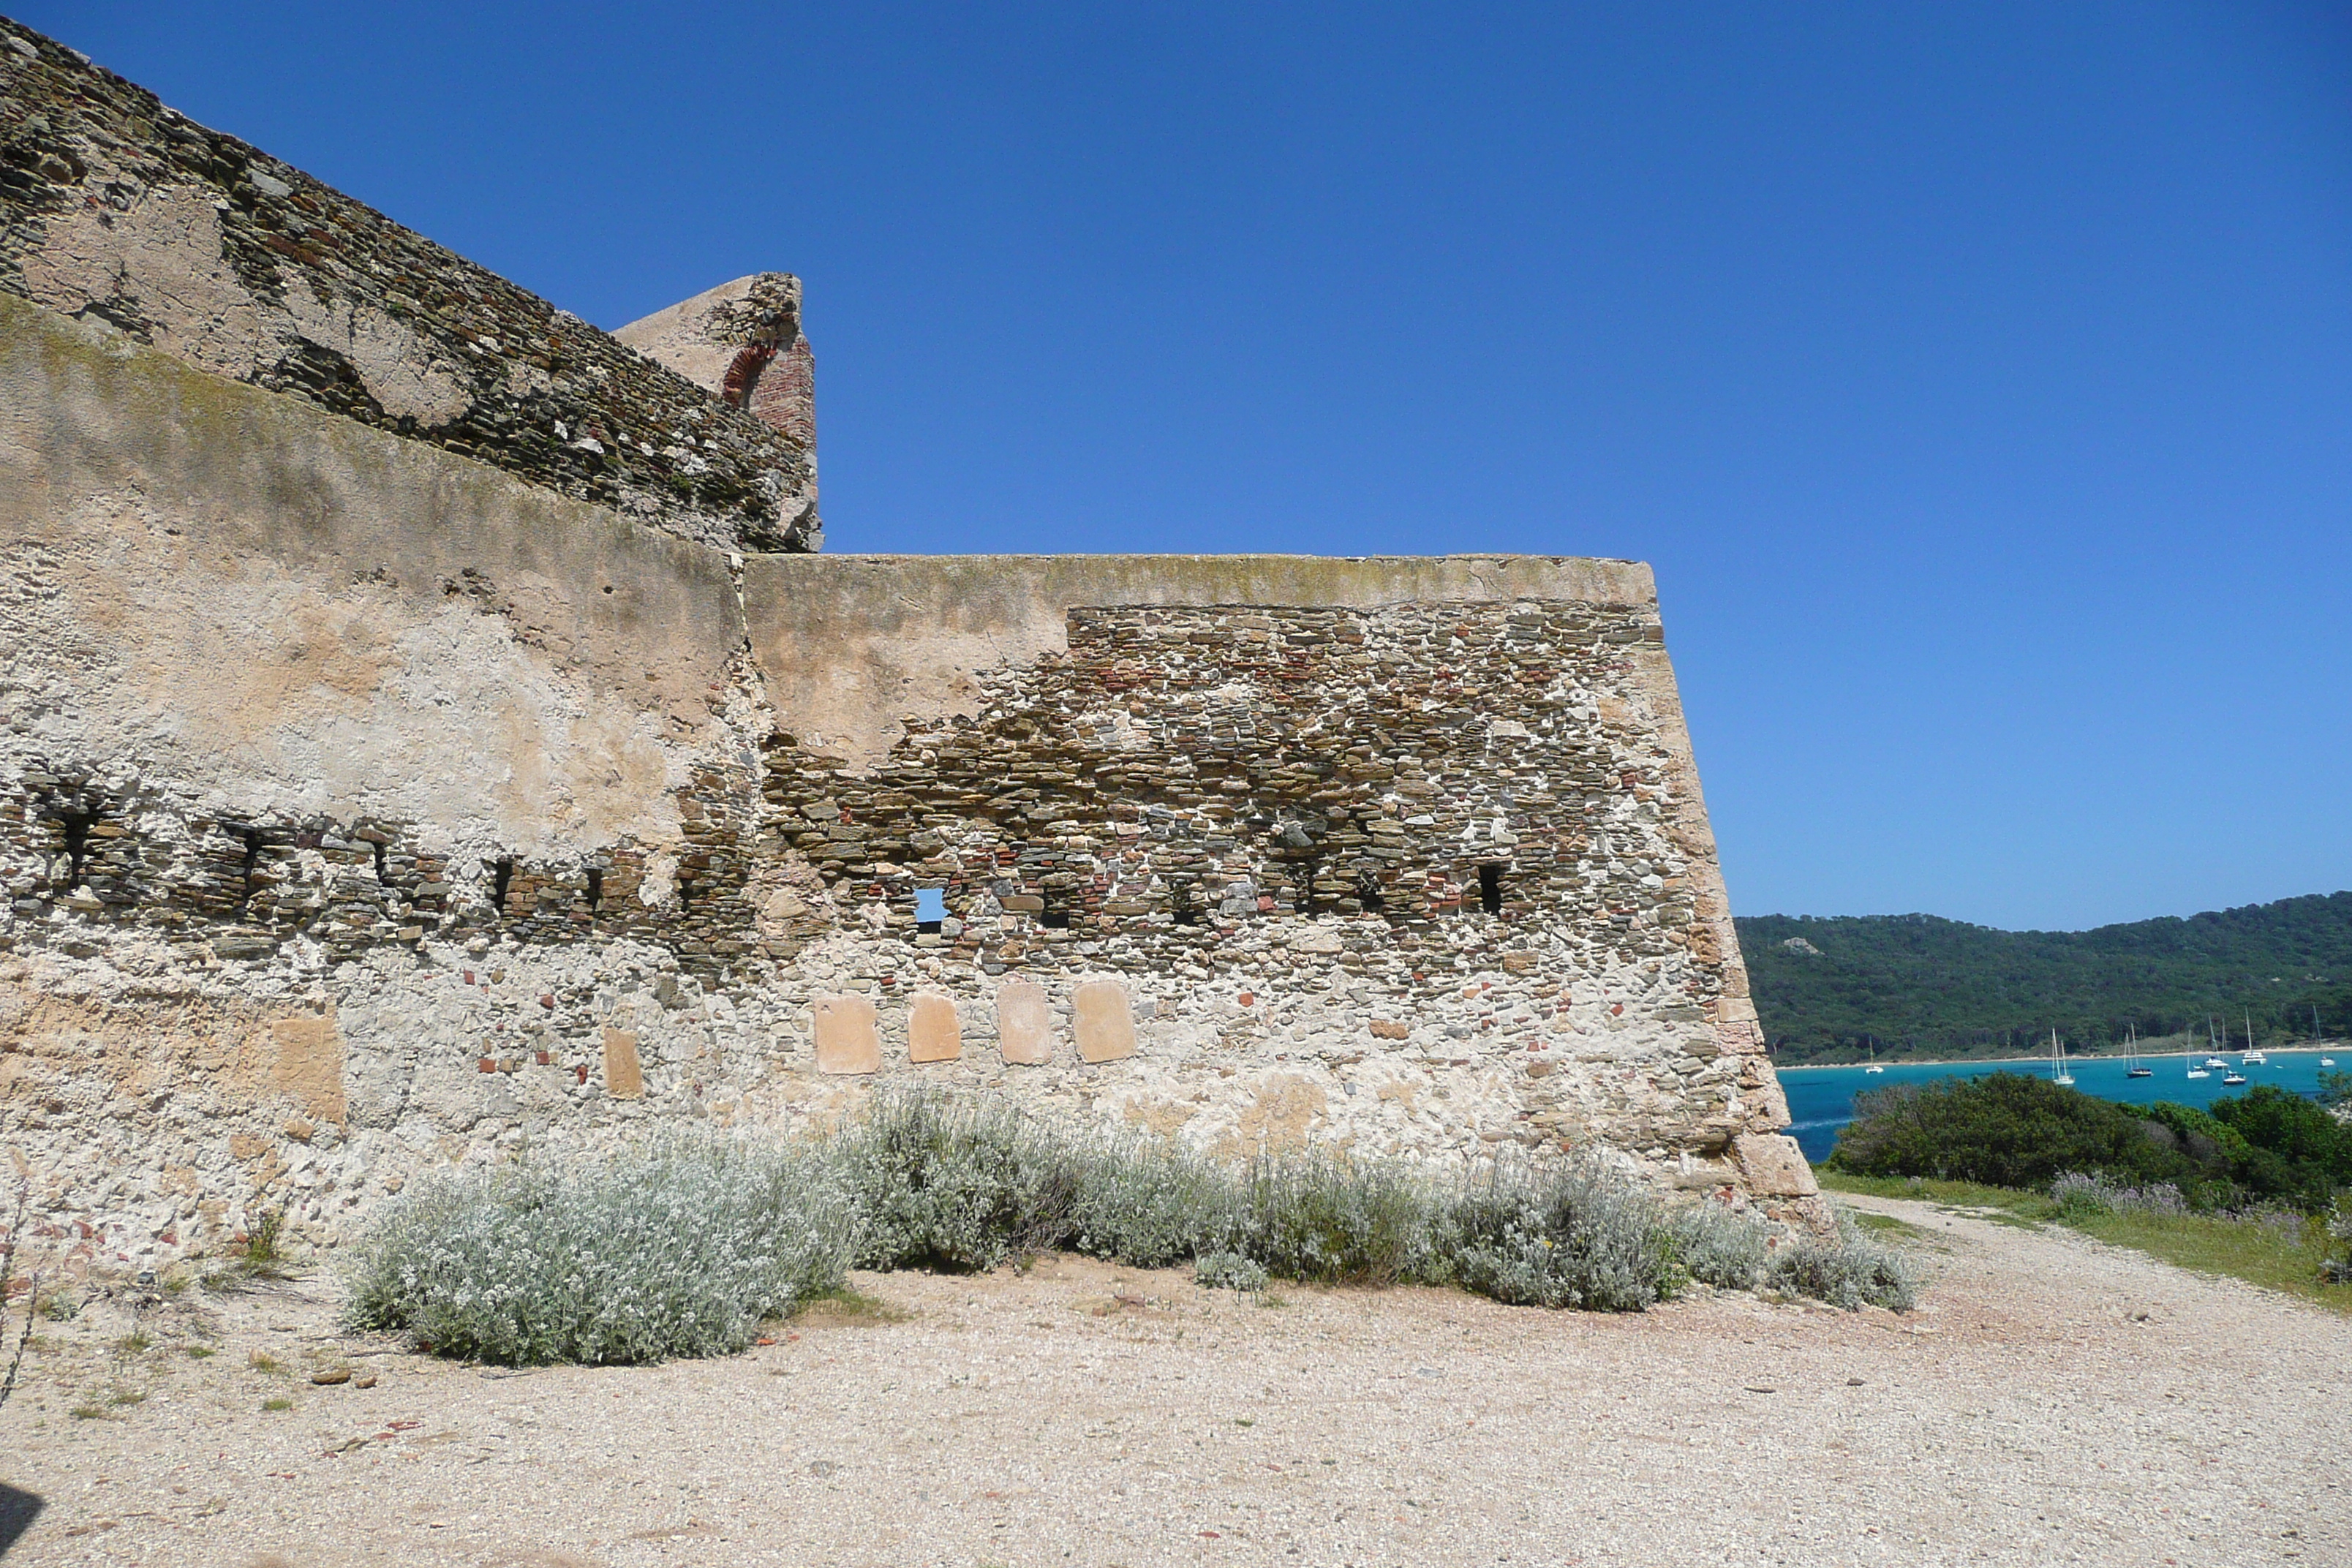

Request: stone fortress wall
left=0, top=18, right=1816, bottom=1281
left=0, top=20, right=818, bottom=553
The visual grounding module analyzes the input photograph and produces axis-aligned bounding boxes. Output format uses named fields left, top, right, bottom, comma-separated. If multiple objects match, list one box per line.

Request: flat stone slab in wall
left=1073, top=980, right=1137, bottom=1064
left=996, top=979, right=1055, bottom=1066
left=813, top=995, right=882, bottom=1075
left=267, top=1014, right=347, bottom=1126
left=603, top=1030, right=645, bottom=1100
left=908, top=992, right=962, bottom=1063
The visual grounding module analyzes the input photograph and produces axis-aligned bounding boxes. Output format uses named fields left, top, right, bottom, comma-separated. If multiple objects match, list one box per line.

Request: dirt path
left=0, top=1196, right=2343, bottom=1567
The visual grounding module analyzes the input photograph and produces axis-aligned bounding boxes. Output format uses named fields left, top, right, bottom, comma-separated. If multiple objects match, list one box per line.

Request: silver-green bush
left=344, top=1093, right=1915, bottom=1365
left=2323, top=1201, right=2352, bottom=1285
left=1194, top=1250, right=1271, bottom=1292
left=1432, top=1156, right=1676, bottom=1309
left=1765, top=1213, right=1918, bottom=1311
left=342, top=1132, right=853, bottom=1365
left=2051, top=1171, right=2190, bottom=1219
left=1666, top=1198, right=1771, bottom=1291
left=1224, top=1152, right=1430, bottom=1286
left=1066, top=1133, right=1234, bottom=1266
left=831, top=1090, right=1088, bottom=1271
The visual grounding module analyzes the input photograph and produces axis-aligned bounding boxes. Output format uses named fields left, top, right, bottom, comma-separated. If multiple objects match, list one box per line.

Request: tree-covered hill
left=1735, top=892, right=2352, bottom=1064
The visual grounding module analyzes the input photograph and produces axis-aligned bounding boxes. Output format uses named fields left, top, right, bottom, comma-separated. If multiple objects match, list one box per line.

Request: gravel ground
left=0, top=1195, right=2343, bottom=1567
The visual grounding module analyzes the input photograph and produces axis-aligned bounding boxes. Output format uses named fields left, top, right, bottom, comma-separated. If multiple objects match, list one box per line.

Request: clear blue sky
left=23, top=2, right=2350, bottom=933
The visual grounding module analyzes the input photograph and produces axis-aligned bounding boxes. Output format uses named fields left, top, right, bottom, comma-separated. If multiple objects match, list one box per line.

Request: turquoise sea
left=1778, top=1048, right=2348, bottom=1163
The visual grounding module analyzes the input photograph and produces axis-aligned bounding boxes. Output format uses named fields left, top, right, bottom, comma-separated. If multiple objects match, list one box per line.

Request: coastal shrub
left=831, top=1090, right=1088, bottom=1272
left=2322, top=1201, right=2352, bottom=1286
left=1223, top=1152, right=1430, bottom=1286
left=834, top=1088, right=1238, bottom=1270
left=1429, top=1156, right=1675, bottom=1310
left=1066, top=1134, right=1233, bottom=1267
left=836, top=1096, right=1700, bottom=1308
left=348, top=1093, right=1919, bottom=1365
left=2205, top=1087, right=2352, bottom=1212
left=1828, top=1074, right=2201, bottom=1190
left=1836, top=1074, right=2352, bottom=1214
left=341, top=1131, right=854, bottom=1365
left=2133, top=1101, right=2253, bottom=1183
left=2051, top=1172, right=2190, bottom=1221
left=1764, top=1215, right=1918, bottom=1312
left=1194, top=1251, right=1270, bottom=1292
left=0, top=1172, right=39, bottom=1411
left=1667, top=1199, right=1771, bottom=1290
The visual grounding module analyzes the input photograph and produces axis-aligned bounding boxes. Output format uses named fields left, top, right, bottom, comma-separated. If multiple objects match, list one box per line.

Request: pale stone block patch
left=266, top=1014, right=347, bottom=1125
left=603, top=1028, right=645, bottom=1099
left=813, top=994, right=881, bottom=1075
left=995, top=979, right=1054, bottom=1065
left=1072, top=979, right=1136, bottom=1064
left=908, top=992, right=962, bottom=1063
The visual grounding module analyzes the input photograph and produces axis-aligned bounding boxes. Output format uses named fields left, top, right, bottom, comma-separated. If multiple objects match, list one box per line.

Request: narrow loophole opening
left=238, top=829, right=264, bottom=909
left=1477, top=864, right=1504, bottom=916
left=1170, top=883, right=1203, bottom=926
left=914, top=886, right=946, bottom=935
left=53, top=811, right=94, bottom=888
left=584, top=867, right=603, bottom=911
left=1040, top=893, right=1071, bottom=930
left=1355, top=872, right=1387, bottom=913
left=490, top=856, right=515, bottom=915
left=371, top=840, right=388, bottom=883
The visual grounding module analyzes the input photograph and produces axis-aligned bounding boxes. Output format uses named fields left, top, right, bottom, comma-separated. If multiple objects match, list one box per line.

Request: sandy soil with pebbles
left=0, top=1195, right=2343, bottom=1567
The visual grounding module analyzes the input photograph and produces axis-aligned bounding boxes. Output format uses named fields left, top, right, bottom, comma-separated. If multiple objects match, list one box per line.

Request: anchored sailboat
left=2125, top=1023, right=2153, bottom=1079
left=2050, top=1028, right=2074, bottom=1087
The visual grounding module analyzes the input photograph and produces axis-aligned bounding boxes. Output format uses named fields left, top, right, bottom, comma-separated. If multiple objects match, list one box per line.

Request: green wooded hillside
left=1735, top=892, right=2352, bottom=1064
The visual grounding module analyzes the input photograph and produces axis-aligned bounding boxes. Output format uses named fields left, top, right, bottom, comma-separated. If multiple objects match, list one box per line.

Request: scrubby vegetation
left=2324, top=1203, right=2352, bottom=1286
left=1828, top=1073, right=2352, bottom=1213
left=344, top=1090, right=1914, bottom=1365
left=1822, top=1071, right=2352, bottom=1297
left=1820, top=1168, right=2352, bottom=1311
left=342, top=1133, right=858, bottom=1365
left=1760, top=1214, right=1918, bottom=1311
left=1740, top=889, right=2352, bottom=1061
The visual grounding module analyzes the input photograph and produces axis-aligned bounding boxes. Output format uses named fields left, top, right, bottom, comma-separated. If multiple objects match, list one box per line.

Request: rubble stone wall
left=0, top=18, right=818, bottom=553
left=1, top=290, right=1812, bottom=1280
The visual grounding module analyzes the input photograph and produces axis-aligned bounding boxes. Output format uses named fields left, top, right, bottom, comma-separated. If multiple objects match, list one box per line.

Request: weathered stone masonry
left=0, top=21, right=1813, bottom=1280
left=0, top=18, right=817, bottom=552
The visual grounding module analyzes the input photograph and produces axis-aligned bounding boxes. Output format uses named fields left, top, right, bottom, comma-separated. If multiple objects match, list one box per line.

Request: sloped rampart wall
left=0, top=18, right=818, bottom=552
